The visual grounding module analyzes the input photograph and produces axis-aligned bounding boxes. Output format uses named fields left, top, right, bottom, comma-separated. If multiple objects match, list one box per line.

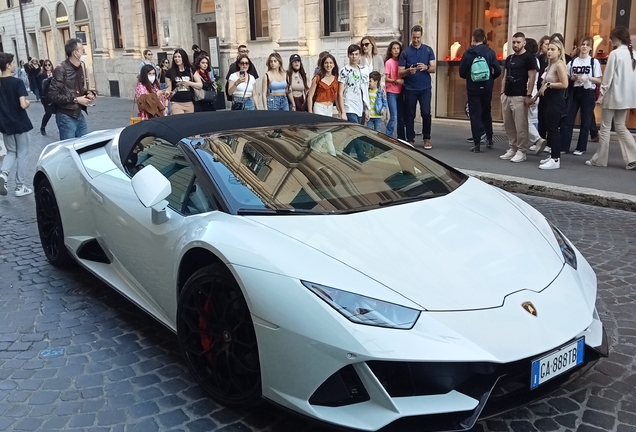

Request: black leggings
left=539, top=89, right=566, bottom=159
left=40, top=104, right=54, bottom=130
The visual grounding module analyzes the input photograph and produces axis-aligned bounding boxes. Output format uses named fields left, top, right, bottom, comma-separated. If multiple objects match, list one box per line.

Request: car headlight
left=548, top=221, right=577, bottom=270
left=302, top=281, right=420, bottom=329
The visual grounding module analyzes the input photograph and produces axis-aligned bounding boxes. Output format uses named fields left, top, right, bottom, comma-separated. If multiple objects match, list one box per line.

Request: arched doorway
left=192, top=0, right=217, bottom=58
left=74, top=0, right=95, bottom=90
left=40, top=8, right=55, bottom=64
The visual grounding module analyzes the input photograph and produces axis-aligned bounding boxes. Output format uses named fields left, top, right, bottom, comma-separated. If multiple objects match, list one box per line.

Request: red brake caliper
left=198, top=300, right=216, bottom=365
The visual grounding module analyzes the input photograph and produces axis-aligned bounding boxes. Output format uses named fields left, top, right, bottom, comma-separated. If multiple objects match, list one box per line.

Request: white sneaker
left=539, top=158, right=560, bottom=169
left=534, top=138, right=547, bottom=155
left=0, top=172, right=7, bottom=196
left=14, top=185, right=33, bottom=197
left=528, top=145, right=537, bottom=152
left=500, top=149, right=516, bottom=160
left=544, top=146, right=552, bottom=153
left=540, top=156, right=552, bottom=164
left=573, top=150, right=586, bottom=156
left=510, top=150, right=527, bottom=163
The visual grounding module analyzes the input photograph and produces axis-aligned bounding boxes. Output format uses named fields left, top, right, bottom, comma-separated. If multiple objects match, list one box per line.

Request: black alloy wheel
left=35, top=179, right=73, bottom=267
left=177, top=263, right=262, bottom=407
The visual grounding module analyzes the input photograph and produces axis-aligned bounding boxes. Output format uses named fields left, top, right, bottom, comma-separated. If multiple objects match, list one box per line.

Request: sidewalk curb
left=462, top=169, right=636, bottom=212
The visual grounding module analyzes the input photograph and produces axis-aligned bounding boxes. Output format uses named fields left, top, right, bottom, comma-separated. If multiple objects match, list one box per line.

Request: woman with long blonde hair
left=262, top=53, right=289, bottom=111
left=533, top=38, right=569, bottom=169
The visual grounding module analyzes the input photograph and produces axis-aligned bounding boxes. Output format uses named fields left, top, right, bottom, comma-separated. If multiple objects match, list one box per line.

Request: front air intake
left=309, top=365, right=370, bottom=407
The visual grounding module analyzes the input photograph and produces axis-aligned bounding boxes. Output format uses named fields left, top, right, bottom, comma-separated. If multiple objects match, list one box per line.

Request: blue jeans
left=404, top=88, right=432, bottom=142
left=343, top=114, right=368, bottom=162
left=56, top=112, right=88, bottom=140
left=267, top=95, right=289, bottom=111
left=233, top=96, right=256, bottom=111
left=386, top=92, right=405, bottom=139
left=367, top=118, right=382, bottom=131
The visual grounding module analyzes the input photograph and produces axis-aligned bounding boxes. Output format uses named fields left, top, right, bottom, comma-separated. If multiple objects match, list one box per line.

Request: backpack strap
left=590, top=56, right=594, bottom=77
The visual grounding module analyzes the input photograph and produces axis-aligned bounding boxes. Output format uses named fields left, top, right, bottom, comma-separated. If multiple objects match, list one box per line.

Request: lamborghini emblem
left=522, top=302, right=538, bottom=317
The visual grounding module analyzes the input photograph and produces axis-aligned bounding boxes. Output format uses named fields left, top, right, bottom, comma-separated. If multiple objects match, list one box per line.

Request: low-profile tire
left=35, top=178, right=73, bottom=267
left=177, top=263, right=262, bottom=408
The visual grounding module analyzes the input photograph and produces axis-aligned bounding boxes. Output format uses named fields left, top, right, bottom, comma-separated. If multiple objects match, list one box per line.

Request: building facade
left=1, top=0, right=634, bottom=125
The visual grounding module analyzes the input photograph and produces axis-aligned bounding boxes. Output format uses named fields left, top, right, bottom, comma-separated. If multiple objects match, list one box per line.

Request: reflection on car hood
left=246, top=177, right=564, bottom=311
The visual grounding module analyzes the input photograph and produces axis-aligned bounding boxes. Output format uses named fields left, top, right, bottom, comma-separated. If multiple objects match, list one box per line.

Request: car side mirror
left=131, top=165, right=171, bottom=224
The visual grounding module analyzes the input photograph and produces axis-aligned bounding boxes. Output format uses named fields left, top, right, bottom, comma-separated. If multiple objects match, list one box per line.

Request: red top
left=314, top=75, right=339, bottom=103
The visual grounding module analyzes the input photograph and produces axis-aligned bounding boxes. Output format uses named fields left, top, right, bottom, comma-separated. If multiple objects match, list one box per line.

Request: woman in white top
left=228, top=55, right=257, bottom=110
left=359, top=36, right=385, bottom=85
left=562, top=36, right=602, bottom=155
left=587, top=26, right=636, bottom=169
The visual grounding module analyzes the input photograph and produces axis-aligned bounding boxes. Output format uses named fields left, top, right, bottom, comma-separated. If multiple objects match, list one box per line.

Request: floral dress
left=135, top=82, right=168, bottom=120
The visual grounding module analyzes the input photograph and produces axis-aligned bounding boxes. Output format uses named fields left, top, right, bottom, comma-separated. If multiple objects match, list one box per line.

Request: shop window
left=436, top=0, right=509, bottom=120
left=565, top=0, right=636, bottom=129
left=198, top=0, right=215, bottom=13
left=109, top=0, right=123, bottom=49
left=40, top=7, right=51, bottom=28
left=324, top=0, right=350, bottom=35
left=248, top=0, right=269, bottom=39
left=143, top=0, right=158, bottom=47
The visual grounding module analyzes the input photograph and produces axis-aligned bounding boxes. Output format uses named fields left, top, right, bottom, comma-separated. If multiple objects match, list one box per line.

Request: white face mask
left=80, top=54, right=87, bottom=63
left=148, top=75, right=156, bottom=83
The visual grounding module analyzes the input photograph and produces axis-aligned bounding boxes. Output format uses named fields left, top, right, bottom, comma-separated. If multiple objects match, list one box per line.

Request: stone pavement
left=1, top=97, right=635, bottom=431
left=0, top=196, right=635, bottom=432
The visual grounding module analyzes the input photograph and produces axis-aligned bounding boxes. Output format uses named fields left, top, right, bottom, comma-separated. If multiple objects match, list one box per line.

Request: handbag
left=194, top=73, right=218, bottom=102
left=130, top=97, right=141, bottom=125
left=231, top=74, right=249, bottom=110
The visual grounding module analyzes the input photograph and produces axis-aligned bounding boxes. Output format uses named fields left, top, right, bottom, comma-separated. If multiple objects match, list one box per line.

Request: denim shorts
left=233, top=96, right=256, bottom=111
left=267, top=95, right=289, bottom=111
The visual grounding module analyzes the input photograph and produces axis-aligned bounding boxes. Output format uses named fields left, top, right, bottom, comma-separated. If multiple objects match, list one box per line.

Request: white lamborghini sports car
left=34, top=111, right=607, bottom=431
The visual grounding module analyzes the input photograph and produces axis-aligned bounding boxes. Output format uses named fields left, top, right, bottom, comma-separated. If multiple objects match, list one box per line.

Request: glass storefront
left=565, top=0, right=636, bottom=128
left=436, top=0, right=509, bottom=120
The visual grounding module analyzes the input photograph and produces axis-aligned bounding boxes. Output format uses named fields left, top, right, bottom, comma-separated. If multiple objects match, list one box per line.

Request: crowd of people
left=461, top=25, right=636, bottom=170
left=1, top=27, right=634, bottom=198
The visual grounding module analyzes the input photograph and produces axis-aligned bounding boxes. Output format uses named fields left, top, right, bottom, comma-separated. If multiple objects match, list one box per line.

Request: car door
left=88, top=136, right=215, bottom=325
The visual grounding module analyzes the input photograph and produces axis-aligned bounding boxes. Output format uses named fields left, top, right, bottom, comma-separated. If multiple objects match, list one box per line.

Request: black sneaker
left=40, top=128, right=46, bottom=136
left=486, top=138, right=493, bottom=149
left=470, top=144, right=481, bottom=153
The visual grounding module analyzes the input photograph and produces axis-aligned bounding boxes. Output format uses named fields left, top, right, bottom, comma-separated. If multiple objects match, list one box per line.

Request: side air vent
left=76, top=239, right=111, bottom=264
left=309, top=365, right=369, bottom=407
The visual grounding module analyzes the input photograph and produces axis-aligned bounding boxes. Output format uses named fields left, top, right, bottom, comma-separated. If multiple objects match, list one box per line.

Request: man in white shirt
left=339, top=44, right=370, bottom=162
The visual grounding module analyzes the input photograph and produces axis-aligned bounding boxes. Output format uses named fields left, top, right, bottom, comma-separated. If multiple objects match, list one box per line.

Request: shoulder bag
left=231, top=74, right=249, bottom=110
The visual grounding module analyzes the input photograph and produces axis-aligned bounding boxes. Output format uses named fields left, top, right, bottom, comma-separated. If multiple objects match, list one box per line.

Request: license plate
left=530, top=337, right=585, bottom=389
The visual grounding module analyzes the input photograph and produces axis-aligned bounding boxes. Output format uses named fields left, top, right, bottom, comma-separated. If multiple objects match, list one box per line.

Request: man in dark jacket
left=459, top=28, right=502, bottom=152
left=47, top=38, right=95, bottom=140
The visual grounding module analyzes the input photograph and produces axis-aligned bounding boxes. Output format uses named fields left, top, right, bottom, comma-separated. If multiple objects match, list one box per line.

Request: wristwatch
left=546, top=82, right=551, bottom=88
left=73, top=97, right=78, bottom=104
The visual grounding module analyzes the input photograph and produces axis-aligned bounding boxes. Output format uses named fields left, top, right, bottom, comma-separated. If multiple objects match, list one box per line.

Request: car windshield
left=191, top=123, right=466, bottom=214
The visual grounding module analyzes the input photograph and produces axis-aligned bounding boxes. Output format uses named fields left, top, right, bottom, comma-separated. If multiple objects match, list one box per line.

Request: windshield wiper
left=378, top=192, right=447, bottom=207
left=237, top=208, right=334, bottom=216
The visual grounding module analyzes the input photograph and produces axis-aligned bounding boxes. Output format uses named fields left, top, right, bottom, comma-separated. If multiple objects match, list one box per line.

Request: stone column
left=366, top=0, right=402, bottom=46
left=276, top=0, right=309, bottom=56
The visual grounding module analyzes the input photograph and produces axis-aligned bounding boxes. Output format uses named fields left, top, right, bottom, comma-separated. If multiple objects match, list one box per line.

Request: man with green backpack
left=459, top=28, right=501, bottom=153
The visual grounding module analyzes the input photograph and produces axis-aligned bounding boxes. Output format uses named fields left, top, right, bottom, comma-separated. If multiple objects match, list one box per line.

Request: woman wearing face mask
left=165, top=48, right=203, bottom=115
left=586, top=26, right=636, bottom=169
left=135, top=64, right=167, bottom=119
left=194, top=56, right=216, bottom=112
left=37, top=60, right=55, bottom=135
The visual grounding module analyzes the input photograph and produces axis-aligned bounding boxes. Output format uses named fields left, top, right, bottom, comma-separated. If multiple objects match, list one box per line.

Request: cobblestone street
left=0, top=194, right=634, bottom=432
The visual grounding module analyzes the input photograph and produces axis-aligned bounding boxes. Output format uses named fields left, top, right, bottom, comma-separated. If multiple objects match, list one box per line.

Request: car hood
left=246, top=177, right=564, bottom=311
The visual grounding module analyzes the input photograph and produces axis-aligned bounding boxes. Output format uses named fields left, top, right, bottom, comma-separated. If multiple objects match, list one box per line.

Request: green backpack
left=470, top=56, right=490, bottom=82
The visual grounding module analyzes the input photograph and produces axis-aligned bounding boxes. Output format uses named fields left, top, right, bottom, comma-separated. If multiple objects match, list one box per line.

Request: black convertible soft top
left=117, top=111, right=344, bottom=166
